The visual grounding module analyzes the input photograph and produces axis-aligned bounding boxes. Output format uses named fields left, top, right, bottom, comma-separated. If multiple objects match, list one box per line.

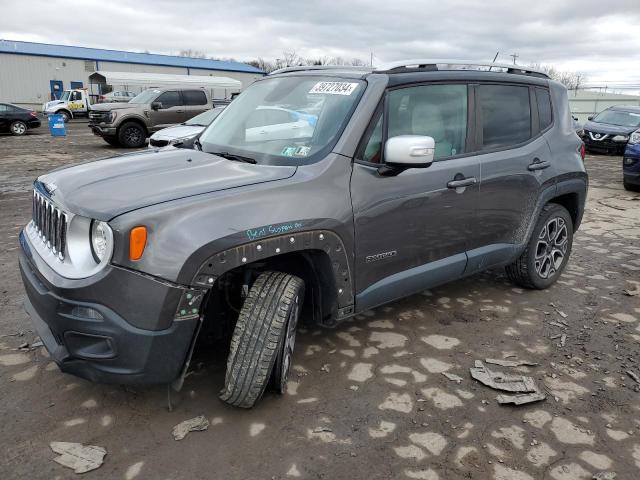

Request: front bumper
left=19, top=230, right=199, bottom=384
left=582, top=132, right=627, bottom=154
left=89, top=125, right=117, bottom=137
left=623, top=144, right=640, bottom=185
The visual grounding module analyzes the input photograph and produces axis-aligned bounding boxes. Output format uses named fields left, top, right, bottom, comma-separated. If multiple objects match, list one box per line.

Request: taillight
left=29, top=111, right=38, bottom=118
left=579, top=143, right=585, bottom=161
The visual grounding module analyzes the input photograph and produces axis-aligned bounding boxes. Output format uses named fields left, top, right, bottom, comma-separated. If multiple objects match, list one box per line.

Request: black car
left=0, top=103, right=41, bottom=136
left=581, top=105, right=640, bottom=155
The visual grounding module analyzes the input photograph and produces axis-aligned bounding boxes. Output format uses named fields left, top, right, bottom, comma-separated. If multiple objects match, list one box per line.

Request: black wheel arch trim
left=190, top=229, right=354, bottom=313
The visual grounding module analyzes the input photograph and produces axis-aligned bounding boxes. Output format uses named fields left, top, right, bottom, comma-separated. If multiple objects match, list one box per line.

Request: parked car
left=98, top=91, right=136, bottom=103
left=0, top=103, right=41, bottom=135
left=149, top=107, right=225, bottom=148
left=623, top=130, right=640, bottom=191
left=19, top=61, right=587, bottom=409
left=88, top=87, right=212, bottom=147
left=581, top=105, right=640, bottom=155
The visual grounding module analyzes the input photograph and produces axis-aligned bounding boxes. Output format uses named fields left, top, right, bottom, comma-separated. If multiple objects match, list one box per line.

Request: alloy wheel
left=534, top=216, right=568, bottom=279
left=11, top=122, right=26, bottom=135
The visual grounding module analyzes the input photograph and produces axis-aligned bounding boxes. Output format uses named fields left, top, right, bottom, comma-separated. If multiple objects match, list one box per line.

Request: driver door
left=150, top=91, right=186, bottom=130
left=351, top=83, right=480, bottom=311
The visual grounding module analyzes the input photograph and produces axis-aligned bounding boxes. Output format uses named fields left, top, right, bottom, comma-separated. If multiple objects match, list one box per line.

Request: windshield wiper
left=211, top=151, right=257, bottom=164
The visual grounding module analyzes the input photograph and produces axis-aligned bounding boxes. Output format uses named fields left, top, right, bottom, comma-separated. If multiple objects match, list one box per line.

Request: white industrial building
left=0, top=40, right=265, bottom=109
left=568, top=89, right=640, bottom=123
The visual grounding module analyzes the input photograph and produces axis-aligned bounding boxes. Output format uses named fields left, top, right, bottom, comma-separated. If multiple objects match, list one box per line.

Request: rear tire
left=506, top=203, right=573, bottom=289
left=10, top=120, right=27, bottom=136
left=118, top=122, right=146, bottom=148
left=220, top=271, right=304, bottom=408
left=624, top=180, right=639, bottom=192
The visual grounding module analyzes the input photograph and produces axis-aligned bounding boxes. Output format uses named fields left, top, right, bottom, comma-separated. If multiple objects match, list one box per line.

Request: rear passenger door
left=467, top=83, right=556, bottom=272
left=150, top=90, right=185, bottom=130
left=182, top=90, right=209, bottom=120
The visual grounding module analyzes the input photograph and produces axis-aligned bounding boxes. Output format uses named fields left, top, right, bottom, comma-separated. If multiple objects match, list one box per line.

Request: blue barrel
left=47, top=114, right=66, bottom=137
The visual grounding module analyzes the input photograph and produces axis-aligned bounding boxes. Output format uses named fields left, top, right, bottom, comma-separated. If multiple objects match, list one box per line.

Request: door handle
left=528, top=160, right=550, bottom=171
left=447, top=177, right=477, bottom=189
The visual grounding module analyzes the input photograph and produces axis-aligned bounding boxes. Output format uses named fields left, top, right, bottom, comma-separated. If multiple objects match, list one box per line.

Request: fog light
left=624, top=157, right=636, bottom=165
left=71, top=306, right=104, bottom=320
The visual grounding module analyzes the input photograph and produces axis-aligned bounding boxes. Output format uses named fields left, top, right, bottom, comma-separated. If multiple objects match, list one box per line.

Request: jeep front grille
left=32, top=190, right=67, bottom=260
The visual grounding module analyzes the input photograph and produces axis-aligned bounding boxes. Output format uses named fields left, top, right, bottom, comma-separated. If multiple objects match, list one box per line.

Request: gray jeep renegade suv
left=19, top=61, right=587, bottom=408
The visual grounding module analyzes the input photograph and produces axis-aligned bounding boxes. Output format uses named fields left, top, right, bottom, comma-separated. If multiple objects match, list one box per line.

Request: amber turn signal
left=129, top=226, right=147, bottom=260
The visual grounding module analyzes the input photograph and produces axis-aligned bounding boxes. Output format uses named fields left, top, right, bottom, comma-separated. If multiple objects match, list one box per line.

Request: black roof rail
left=374, top=59, right=550, bottom=79
left=269, top=65, right=372, bottom=75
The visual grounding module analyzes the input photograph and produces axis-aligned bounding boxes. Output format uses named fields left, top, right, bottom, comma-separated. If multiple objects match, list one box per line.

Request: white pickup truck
left=42, top=88, right=95, bottom=122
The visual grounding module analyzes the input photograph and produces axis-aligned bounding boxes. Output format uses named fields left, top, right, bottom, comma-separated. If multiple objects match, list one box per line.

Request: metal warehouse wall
left=0, top=53, right=260, bottom=109
left=568, top=90, right=640, bottom=123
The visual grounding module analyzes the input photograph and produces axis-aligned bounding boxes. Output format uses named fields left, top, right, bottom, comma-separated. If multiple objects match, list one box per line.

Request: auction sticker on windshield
left=309, top=82, right=359, bottom=95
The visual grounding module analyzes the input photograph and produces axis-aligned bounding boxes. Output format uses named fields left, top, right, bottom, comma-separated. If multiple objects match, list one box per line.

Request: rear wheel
left=9, top=120, right=27, bottom=136
left=118, top=122, right=146, bottom=148
left=220, top=271, right=304, bottom=408
left=506, top=203, right=573, bottom=289
left=624, top=180, right=639, bottom=192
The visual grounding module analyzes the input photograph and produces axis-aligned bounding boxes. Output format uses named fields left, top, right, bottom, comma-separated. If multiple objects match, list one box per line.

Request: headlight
left=108, top=111, right=117, bottom=123
left=170, top=136, right=191, bottom=146
left=612, top=135, right=629, bottom=143
left=90, top=220, right=113, bottom=263
left=629, top=130, right=640, bottom=145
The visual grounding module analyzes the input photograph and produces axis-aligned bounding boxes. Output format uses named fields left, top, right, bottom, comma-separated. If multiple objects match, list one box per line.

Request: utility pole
left=510, top=53, right=519, bottom=65
left=370, top=52, right=373, bottom=67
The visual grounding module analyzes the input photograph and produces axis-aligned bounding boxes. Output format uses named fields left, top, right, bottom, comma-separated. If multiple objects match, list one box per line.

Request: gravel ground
left=1, top=122, right=639, bottom=480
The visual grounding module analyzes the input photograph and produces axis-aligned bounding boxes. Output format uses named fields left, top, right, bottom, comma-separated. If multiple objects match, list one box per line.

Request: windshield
left=199, top=76, right=365, bottom=165
left=129, top=89, right=161, bottom=104
left=593, top=109, right=640, bottom=128
left=59, top=91, right=70, bottom=102
left=185, top=108, right=224, bottom=126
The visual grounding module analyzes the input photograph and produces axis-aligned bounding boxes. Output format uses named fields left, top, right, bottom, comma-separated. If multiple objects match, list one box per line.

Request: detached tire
left=118, top=122, right=146, bottom=148
left=220, top=271, right=304, bottom=408
left=506, top=203, right=573, bottom=289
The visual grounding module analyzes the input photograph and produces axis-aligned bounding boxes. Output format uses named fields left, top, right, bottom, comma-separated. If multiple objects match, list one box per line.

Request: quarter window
left=387, top=84, right=468, bottom=160
left=536, top=88, right=552, bottom=131
left=479, top=85, right=531, bottom=149
left=183, top=90, right=208, bottom=106
left=156, top=91, right=181, bottom=108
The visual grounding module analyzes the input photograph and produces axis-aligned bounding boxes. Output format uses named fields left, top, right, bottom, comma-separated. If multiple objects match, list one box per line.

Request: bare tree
left=529, top=63, right=586, bottom=90
left=178, top=49, right=207, bottom=59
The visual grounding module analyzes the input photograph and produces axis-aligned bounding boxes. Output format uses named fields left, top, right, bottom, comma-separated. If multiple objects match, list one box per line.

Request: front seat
left=411, top=103, right=453, bottom=159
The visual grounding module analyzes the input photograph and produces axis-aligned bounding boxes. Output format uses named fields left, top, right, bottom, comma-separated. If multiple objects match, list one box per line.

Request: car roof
left=608, top=105, right=640, bottom=113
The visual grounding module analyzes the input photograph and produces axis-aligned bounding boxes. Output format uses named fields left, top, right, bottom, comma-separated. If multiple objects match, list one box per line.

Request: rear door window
left=478, top=84, right=531, bottom=149
left=183, top=90, right=208, bottom=106
left=535, top=88, right=553, bottom=131
left=156, top=91, right=182, bottom=108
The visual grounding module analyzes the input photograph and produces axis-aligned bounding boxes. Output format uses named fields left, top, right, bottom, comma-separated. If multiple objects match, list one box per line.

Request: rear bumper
left=19, top=231, right=199, bottom=384
left=27, top=119, right=41, bottom=128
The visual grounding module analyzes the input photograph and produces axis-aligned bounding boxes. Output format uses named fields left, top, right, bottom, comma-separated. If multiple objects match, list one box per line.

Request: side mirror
left=384, top=135, right=435, bottom=168
left=151, top=101, right=162, bottom=110
left=587, top=115, right=593, bottom=121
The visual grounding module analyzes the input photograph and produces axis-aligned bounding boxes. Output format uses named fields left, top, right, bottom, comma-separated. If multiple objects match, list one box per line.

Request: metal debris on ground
left=442, top=372, right=464, bottom=383
left=320, top=364, right=330, bottom=373
left=549, top=321, right=567, bottom=329
left=469, top=360, right=538, bottom=393
left=172, top=415, right=209, bottom=441
left=549, top=302, right=568, bottom=318
left=312, top=426, right=333, bottom=433
left=484, top=358, right=539, bottom=368
left=560, top=334, right=567, bottom=347
left=592, top=472, right=617, bottom=480
left=623, top=285, right=640, bottom=296
left=626, top=370, right=640, bottom=384
left=50, top=442, right=106, bottom=474
left=31, top=340, right=43, bottom=348
left=496, top=392, right=546, bottom=405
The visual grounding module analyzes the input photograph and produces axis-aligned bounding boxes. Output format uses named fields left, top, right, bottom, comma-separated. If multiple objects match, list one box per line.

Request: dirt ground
left=1, top=122, right=639, bottom=480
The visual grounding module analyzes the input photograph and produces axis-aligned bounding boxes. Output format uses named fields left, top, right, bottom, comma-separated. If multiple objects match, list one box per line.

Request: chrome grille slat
left=32, top=190, right=67, bottom=261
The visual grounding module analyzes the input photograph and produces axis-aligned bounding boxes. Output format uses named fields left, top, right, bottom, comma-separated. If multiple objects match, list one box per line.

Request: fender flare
left=191, top=229, right=355, bottom=316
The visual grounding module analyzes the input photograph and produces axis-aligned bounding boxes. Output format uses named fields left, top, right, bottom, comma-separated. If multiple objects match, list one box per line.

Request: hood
left=90, top=102, right=138, bottom=112
left=150, top=124, right=204, bottom=141
left=583, top=120, right=638, bottom=136
left=38, top=149, right=297, bottom=221
left=43, top=100, right=63, bottom=110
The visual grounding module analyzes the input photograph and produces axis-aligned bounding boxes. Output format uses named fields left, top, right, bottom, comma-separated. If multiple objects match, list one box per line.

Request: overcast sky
left=2, top=0, right=640, bottom=89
